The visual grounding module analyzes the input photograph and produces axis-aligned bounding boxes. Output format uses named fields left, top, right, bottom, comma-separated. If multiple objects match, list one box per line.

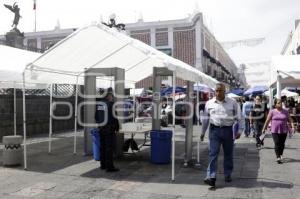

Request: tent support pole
left=196, top=82, right=201, bottom=165
left=22, top=72, right=27, bottom=170
left=133, top=85, right=136, bottom=122
left=14, top=81, right=16, bottom=136
left=48, top=84, right=53, bottom=153
left=74, top=76, right=79, bottom=154
left=171, top=73, right=176, bottom=181
left=276, top=71, right=281, bottom=99
left=269, top=88, right=273, bottom=107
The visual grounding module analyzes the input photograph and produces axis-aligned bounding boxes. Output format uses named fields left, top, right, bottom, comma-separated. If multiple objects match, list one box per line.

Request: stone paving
left=0, top=128, right=300, bottom=199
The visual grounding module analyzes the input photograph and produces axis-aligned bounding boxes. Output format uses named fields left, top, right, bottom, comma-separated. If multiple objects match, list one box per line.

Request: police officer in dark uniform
left=96, top=88, right=120, bottom=172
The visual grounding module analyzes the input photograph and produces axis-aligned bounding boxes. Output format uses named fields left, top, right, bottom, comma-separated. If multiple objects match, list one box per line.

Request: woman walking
left=262, top=98, right=295, bottom=164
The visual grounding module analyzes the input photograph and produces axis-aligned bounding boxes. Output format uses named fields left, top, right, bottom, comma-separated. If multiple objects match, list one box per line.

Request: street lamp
left=102, top=14, right=125, bottom=31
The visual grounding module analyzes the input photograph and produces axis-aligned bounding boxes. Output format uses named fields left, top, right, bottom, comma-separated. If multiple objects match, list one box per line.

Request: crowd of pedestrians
left=240, top=94, right=298, bottom=158
left=200, top=84, right=299, bottom=189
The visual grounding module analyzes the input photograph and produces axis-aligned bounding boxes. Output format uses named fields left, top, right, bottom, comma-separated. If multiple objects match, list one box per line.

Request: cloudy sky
left=1, top=0, right=300, bottom=66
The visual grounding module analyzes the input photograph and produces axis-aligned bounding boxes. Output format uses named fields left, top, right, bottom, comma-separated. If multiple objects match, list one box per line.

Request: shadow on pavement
left=282, top=158, right=300, bottom=163
left=81, top=141, right=207, bottom=185
left=263, top=146, right=298, bottom=150
left=216, top=177, right=293, bottom=189
left=81, top=142, right=265, bottom=187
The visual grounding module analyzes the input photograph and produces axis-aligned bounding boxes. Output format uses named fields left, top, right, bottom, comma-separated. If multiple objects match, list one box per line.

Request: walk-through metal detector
left=83, top=67, right=125, bottom=155
left=152, top=67, right=194, bottom=164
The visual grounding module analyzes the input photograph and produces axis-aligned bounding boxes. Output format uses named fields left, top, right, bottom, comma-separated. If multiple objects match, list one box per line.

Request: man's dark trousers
left=206, top=125, right=234, bottom=179
left=100, top=126, right=116, bottom=169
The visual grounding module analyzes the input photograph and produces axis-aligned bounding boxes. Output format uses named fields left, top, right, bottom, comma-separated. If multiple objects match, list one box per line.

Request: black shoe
left=204, top=178, right=216, bottom=187
left=256, top=143, right=261, bottom=149
left=106, top=167, right=119, bottom=172
left=225, top=176, right=232, bottom=182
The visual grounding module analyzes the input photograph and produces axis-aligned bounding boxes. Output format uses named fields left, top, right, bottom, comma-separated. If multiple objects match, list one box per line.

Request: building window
left=204, top=35, right=210, bottom=52
left=41, top=41, right=56, bottom=51
left=155, top=28, right=168, bottom=46
left=221, top=72, right=224, bottom=80
left=213, top=70, right=217, bottom=77
left=130, top=29, right=151, bottom=45
left=173, top=30, right=196, bottom=66
left=41, top=37, right=65, bottom=51
left=27, top=39, right=37, bottom=50
left=206, top=64, right=211, bottom=75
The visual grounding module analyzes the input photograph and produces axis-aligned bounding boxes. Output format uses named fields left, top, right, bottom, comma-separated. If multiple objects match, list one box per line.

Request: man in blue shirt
left=242, top=97, right=254, bottom=137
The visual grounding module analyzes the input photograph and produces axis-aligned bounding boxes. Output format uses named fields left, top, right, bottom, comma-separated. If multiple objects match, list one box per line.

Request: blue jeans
left=206, top=126, right=234, bottom=179
left=254, top=122, right=264, bottom=146
left=244, top=118, right=251, bottom=136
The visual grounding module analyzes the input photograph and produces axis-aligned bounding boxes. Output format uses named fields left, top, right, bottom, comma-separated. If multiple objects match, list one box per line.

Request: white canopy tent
left=264, top=88, right=299, bottom=98
left=281, top=89, right=299, bottom=98
left=24, top=24, right=217, bottom=87
left=0, top=45, right=43, bottom=136
left=0, top=45, right=43, bottom=88
left=23, top=24, right=218, bottom=180
left=270, top=55, right=300, bottom=99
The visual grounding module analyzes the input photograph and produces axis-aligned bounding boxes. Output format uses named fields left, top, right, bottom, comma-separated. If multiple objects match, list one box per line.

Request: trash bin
left=3, top=135, right=23, bottom=166
left=91, top=128, right=100, bottom=161
left=150, top=130, right=172, bottom=164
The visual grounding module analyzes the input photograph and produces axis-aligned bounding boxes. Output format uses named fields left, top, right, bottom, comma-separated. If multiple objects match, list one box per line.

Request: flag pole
left=35, top=10, right=36, bottom=32
left=34, top=0, right=37, bottom=32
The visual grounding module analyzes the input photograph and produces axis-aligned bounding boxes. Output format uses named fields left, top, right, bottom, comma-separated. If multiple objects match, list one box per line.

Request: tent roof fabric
left=270, top=55, right=300, bottom=87
left=0, top=45, right=42, bottom=88
left=227, top=93, right=240, bottom=98
left=244, top=85, right=268, bottom=96
left=227, top=88, right=244, bottom=96
left=25, top=24, right=218, bottom=88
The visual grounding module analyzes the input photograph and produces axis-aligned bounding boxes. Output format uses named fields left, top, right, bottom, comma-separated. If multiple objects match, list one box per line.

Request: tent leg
left=276, top=71, right=281, bottom=99
left=184, top=81, right=194, bottom=165
left=48, top=84, right=53, bottom=153
left=22, top=72, right=27, bottom=170
left=171, top=73, right=176, bottom=181
left=269, top=88, right=273, bottom=108
left=74, top=78, right=79, bottom=154
left=196, top=82, right=201, bottom=166
left=133, top=85, right=136, bottom=122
